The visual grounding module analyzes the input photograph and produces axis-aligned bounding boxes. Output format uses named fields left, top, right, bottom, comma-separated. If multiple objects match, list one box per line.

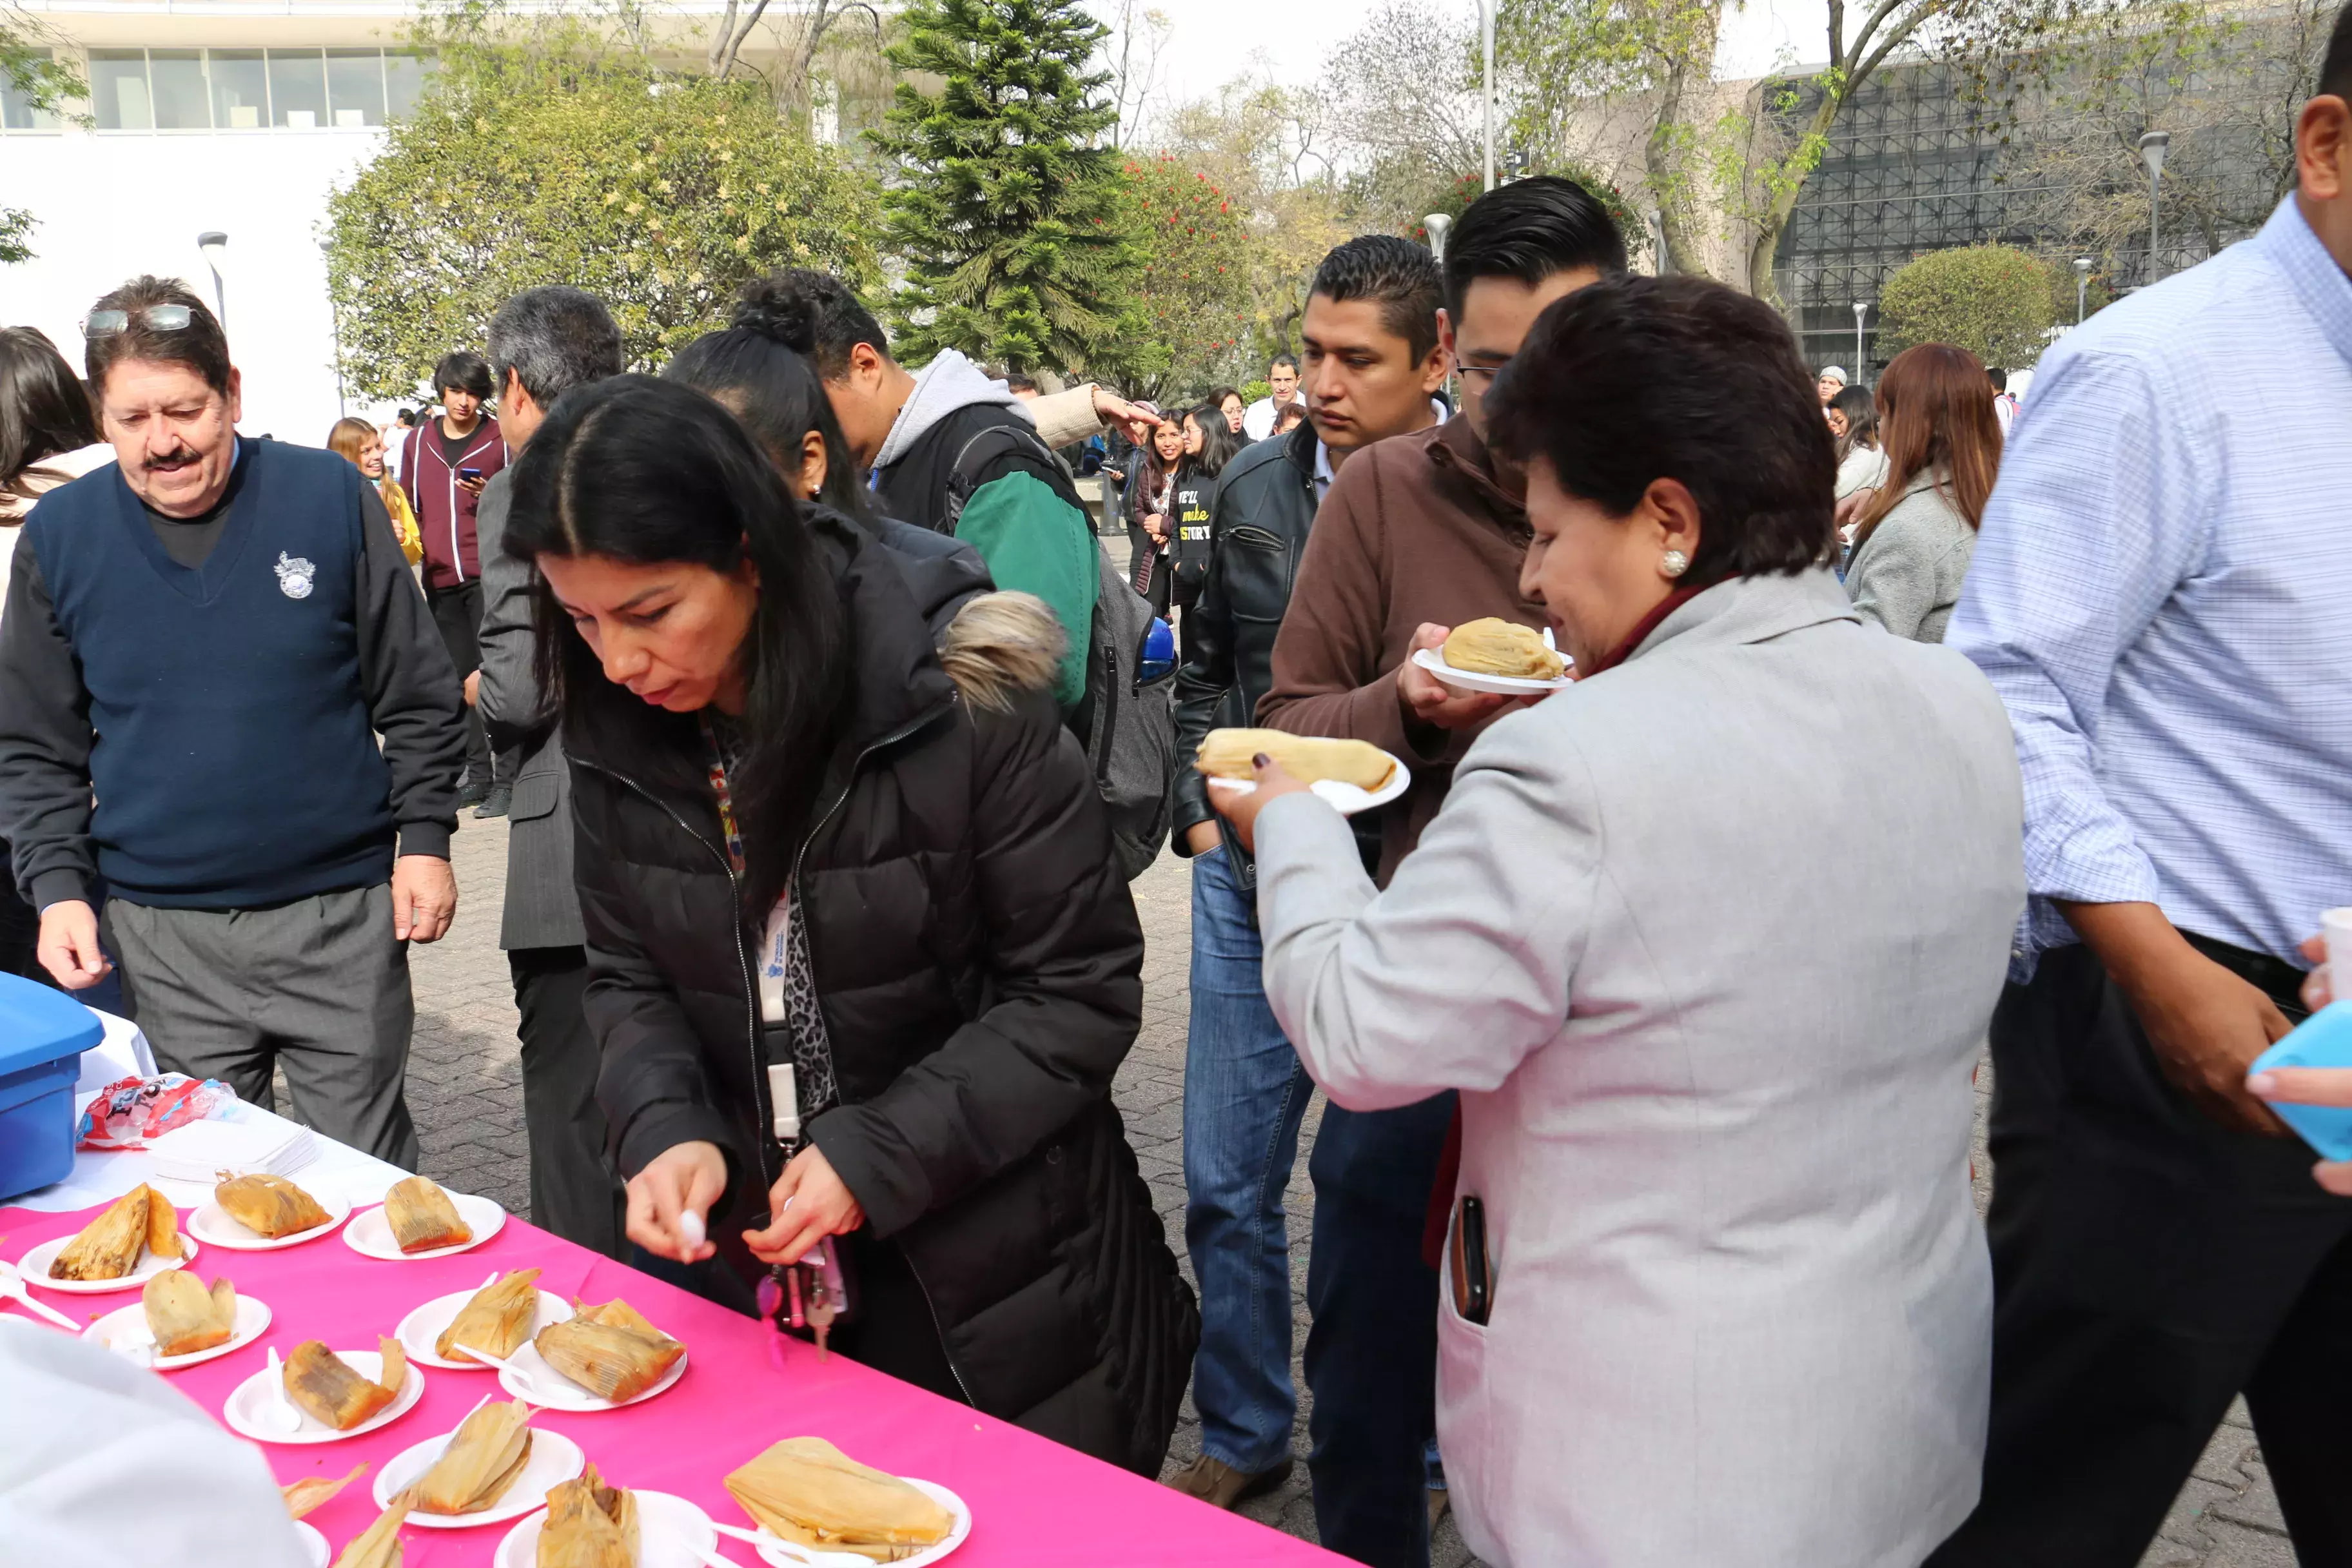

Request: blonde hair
left=327, top=416, right=404, bottom=514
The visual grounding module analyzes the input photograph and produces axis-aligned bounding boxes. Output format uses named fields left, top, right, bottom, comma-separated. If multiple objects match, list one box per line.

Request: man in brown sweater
left=1253, top=177, right=1628, bottom=1563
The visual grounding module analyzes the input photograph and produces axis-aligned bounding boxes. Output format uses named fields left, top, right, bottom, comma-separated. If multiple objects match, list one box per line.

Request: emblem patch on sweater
left=275, top=552, right=316, bottom=600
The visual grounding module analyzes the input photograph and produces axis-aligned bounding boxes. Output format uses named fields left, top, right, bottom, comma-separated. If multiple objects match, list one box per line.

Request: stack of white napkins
left=144, top=1117, right=318, bottom=1182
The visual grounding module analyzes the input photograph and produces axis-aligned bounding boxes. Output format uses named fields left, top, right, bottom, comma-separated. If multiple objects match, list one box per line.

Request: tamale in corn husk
left=723, top=1438, right=953, bottom=1562
left=1195, top=729, right=1396, bottom=792
left=142, top=1270, right=237, bottom=1357
left=533, top=1301, right=682, bottom=1404
left=414, top=1397, right=534, bottom=1514
left=48, top=1188, right=150, bottom=1280
left=285, top=1337, right=408, bottom=1431
left=141, top=1183, right=183, bottom=1259
left=382, top=1176, right=472, bottom=1254
left=435, top=1268, right=541, bottom=1364
left=536, top=1465, right=638, bottom=1568
left=282, top=1463, right=369, bottom=1521
left=332, top=1492, right=413, bottom=1568
left=215, top=1172, right=333, bottom=1239
left=1442, top=617, right=1564, bottom=680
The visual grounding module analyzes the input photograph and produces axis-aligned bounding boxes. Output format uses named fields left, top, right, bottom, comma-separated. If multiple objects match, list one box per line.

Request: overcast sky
left=1133, top=0, right=1839, bottom=115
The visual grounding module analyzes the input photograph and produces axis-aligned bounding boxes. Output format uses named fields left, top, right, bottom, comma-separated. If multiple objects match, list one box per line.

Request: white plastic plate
left=495, top=1334, right=689, bottom=1412
left=221, top=1350, right=425, bottom=1444
left=397, top=1286, right=575, bottom=1371
left=188, top=1190, right=351, bottom=1251
left=342, top=1192, right=506, bottom=1261
left=1203, top=750, right=1412, bottom=817
left=83, top=1291, right=271, bottom=1370
left=1409, top=645, right=1574, bottom=696
left=292, top=1520, right=328, bottom=1568
left=496, top=1490, right=716, bottom=1568
left=373, top=1424, right=585, bottom=1528
left=750, top=1478, right=972, bottom=1568
left=19, top=1233, right=197, bottom=1295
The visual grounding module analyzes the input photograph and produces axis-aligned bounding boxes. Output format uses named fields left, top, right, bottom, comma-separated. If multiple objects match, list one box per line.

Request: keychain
left=757, top=1061, right=849, bottom=1358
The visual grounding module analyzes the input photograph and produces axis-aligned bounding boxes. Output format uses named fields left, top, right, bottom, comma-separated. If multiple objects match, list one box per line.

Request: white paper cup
left=2323, top=908, right=2352, bottom=999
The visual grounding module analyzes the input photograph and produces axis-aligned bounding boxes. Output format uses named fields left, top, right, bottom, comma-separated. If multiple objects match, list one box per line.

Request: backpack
left=940, top=424, right=1177, bottom=881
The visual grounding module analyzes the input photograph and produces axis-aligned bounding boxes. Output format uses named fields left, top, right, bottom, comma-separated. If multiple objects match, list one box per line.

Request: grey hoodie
left=872, top=349, right=1028, bottom=472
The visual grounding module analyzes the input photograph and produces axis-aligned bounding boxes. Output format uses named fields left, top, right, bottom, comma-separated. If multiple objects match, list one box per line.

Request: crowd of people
left=0, top=13, right=2348, bottom=1565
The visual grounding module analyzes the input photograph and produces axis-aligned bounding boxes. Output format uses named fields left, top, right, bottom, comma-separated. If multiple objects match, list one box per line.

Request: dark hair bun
left=731, top=276, right=819, bottom=353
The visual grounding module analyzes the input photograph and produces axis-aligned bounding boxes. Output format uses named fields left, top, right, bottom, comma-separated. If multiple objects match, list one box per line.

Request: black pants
left=0, top=838, right=44, bottom=983
left=1304, top=1093, right=1455, bottom=1568
left=1928, top=942, right=2352, bottom=1568
left=511, top=946, right=624, bottom=1258
left=425, top=578, right=496, bottom=787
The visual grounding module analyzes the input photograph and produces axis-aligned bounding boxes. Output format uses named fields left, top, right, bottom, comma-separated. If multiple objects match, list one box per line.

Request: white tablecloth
left=10, top=1004, right=412, bottom=1216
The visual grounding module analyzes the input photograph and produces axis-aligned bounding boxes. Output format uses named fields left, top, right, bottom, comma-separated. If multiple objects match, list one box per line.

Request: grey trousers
left=105, top=883, right=422, bottom=1170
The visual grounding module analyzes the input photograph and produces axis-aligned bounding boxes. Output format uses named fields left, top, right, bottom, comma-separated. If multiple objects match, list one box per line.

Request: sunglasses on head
left=84, top=304, right=197, bottom=338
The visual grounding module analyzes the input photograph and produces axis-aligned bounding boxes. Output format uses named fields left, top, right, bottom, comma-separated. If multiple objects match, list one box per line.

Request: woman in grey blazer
left=1843, top=344, right=2005, bottom=643
left=1216, top=278, right=2025, bottom=1567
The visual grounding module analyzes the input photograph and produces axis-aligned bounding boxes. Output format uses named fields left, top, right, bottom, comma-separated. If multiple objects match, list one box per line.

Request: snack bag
left=75, top=1073, right=236, bottom=1150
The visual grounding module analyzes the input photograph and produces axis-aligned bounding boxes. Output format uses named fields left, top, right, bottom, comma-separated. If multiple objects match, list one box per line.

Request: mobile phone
left=458, top=466, right=483, bottom=481
left=2250, top=1004, right=2352, bottom=1162
left=1448, top=1194, right=1491, bottom=1326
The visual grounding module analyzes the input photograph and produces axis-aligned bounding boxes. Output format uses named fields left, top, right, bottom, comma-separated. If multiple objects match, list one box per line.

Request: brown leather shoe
left=1163, top=1453, right=1295, bottom=1510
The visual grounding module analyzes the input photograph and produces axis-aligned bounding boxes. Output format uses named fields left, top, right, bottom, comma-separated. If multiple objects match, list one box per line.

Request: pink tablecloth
left=3, top=1197, right=1340, bottom=1566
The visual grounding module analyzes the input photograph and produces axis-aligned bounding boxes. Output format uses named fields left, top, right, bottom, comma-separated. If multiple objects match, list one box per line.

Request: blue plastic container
left=0, top=974, right=102, bottom=1201
left=2249, top=1001, right=2352, bottom=1163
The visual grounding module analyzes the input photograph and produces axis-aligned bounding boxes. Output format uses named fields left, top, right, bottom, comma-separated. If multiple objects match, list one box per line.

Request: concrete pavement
left=400, top=808, right=2296, bottom=1567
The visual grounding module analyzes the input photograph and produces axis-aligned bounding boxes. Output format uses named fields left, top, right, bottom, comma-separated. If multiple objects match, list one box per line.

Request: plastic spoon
left=260, top=1346, right=303, bottom=1433
left=668, top=1538, right=741, bottom=1568
left=0, top=1262, right=79, bottom=1331
left=451, top=1341, right=552, bottom=1401
left=707, top=1520, right=870, bottom=1568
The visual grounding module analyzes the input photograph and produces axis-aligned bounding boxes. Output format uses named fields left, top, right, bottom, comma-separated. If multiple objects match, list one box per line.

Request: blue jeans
left=1305, top=1095, right=1456, bottom=1568
left=1183, top=845, right=1316, bottom=1475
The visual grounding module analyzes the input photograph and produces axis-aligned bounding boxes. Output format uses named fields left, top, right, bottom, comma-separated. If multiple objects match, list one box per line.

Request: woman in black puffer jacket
left=504, top=375, right=1196, bottom=1476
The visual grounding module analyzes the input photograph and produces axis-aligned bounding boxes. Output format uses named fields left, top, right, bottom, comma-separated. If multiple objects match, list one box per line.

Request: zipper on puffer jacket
left=785, top=693, right=978, bottom=1408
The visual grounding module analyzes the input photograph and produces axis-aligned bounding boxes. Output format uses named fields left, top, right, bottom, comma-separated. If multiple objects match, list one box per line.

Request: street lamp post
left=319, top=239, right=346, bottom=420
left=195, top=231, right=228, bottom=328
left=2073, top=257, right=2093, bottom=324
left=2137, top=130, right=2170, bottom=285
left=1480, top=0, right=1495, bottom=192
left=1852, top=301, right=1867, bottom=384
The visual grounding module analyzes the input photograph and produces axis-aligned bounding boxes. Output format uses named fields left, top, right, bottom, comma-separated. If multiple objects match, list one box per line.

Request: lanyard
left=700, top=716, right=749, bottom=877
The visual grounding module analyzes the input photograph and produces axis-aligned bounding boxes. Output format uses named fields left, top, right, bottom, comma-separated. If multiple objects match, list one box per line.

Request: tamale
left=435, top=1268, right=542, bottom=1364
left=723, top=1438, right=953, bottom=1558
left=142, top=1270, right=237, bottom=1357
left=139, top=1183, right=183, bottom=1259
left=1442, top=617, right=1565, bottom=680
left=285, top=1337, right=408, bottom=1431
left=382, top=1177, right=472, bottom=1254
left=533, top=1306, right=683, bottom=1404
left=215, top=1172, right=333, bottom=1239
left=415, top=1398, right=534, bottom=1514
left=1195, top=729, right=1397, bottom=792
left=332, top=1493, right=413, bottom=1568
left=48, top=1188, right=150, bottom=1280
left=282, top=1463, right=369, bottom=1521
left=537, top=1465, right=639, bottom=1568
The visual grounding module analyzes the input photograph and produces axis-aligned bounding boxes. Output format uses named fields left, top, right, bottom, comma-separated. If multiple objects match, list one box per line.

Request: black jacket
left=1170, top=422, right=1320, bottom=881
left=566, top=514, right=1195, bottom=1475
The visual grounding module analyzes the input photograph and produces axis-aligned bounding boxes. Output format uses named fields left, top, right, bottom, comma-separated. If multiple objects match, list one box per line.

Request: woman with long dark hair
left=1205, top=385, right=1246, bottom=436
left=504, top=375, right=1196, bottom=1476
left=1844, top=343, right=2003, bottom=642
left=1168, top=404, right=1239, bottom=641
left=1126, top=409, right=1183, bottom=617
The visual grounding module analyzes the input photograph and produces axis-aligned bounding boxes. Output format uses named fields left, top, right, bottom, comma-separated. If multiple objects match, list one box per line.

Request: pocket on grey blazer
left=508, top=772, right=562, bottom=822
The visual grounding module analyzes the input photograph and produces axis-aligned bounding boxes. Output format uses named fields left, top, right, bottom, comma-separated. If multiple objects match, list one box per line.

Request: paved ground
left=402, top=793, right=2298, bottom=1567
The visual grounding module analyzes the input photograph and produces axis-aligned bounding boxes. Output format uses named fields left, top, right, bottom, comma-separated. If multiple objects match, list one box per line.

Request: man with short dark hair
left=473, top=286, right=629, bottom=1255
left=0, top=275, right=466, bottom=1166
left=402, top=349, right=507, bottom=812
left=1165, top=235, right=1453, bottom=1555
left=1242, top=352, right=1302, bottom=440
left=1928, top=11, right=2352, bottom=1563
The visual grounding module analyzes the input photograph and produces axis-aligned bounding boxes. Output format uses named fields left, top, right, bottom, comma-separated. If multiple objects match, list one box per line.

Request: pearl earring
left=1660, top=549, right=1690, bottom=579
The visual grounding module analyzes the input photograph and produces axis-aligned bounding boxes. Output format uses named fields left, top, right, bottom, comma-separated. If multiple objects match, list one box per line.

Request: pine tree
left=872, top=0, right=1139, bottom=375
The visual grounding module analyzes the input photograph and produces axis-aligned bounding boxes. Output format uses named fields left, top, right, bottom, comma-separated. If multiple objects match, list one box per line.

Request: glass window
left=2, top=47, right=60, bottom=130
left=209, top=49, right=267, bottom=129
left=384, top=50, right=427, bottom=120
left=325, top=49, right=385, bottom=127
left=267, top=48, right=326, bottom=129
left=90, top=50, right=152, bottom=132
left=149, top=50, right=210, bottom=130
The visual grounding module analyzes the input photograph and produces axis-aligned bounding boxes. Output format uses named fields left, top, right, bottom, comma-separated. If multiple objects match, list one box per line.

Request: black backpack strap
left=939, top=420, right=1088, bottom=536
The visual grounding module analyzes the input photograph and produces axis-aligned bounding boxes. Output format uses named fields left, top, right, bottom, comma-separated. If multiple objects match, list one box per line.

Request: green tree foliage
left=2, top=8, right=85, bottom=263
left=1101, top=152, right=1255, bottom=400
left=1879, top=244, right=2058, bottom=369
left=324, top=35, right=881, bottom=401
left=1409, top=162, right=1647, bottom=258
left=872, top=0, right=1139, bottom=374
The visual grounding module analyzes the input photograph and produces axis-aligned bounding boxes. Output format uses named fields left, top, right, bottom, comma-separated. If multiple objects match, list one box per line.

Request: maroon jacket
left=400, top=413, right=507, bottom=590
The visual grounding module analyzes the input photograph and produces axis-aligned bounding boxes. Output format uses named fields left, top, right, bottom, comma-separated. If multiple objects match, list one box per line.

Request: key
left=807, top=1281, right=836, bottom=1361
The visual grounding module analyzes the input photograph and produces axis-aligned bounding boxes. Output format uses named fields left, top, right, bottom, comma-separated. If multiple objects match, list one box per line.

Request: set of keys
left=757, top=1244, right=843, bottom=1358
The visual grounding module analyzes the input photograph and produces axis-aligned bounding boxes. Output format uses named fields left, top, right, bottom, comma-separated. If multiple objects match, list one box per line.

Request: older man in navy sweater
left=0, top=276, right=467, bottom=1167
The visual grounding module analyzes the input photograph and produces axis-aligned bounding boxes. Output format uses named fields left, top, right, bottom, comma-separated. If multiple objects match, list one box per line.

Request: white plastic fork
left=450, top=1340, right=551, bottom=1401
left=0, top=1260, right=79, bottom=1331
left=259, top=1346, right=303, bottom=1433
left=706, top=1518, right=870, bottom=1567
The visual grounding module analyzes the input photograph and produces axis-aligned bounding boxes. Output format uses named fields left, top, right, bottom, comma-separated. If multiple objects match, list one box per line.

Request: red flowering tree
left=1100, top=151, right=1258, bottom=402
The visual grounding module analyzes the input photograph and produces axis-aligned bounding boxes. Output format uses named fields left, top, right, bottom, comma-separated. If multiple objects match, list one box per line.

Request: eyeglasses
left=1458, top=362, right=1505, bottom=387
left=83, top=305, right=197, bottom=338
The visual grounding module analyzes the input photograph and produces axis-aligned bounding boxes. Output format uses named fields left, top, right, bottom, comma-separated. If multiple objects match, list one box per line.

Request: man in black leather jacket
left=1164, top=237, right=1449, bottom=1559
